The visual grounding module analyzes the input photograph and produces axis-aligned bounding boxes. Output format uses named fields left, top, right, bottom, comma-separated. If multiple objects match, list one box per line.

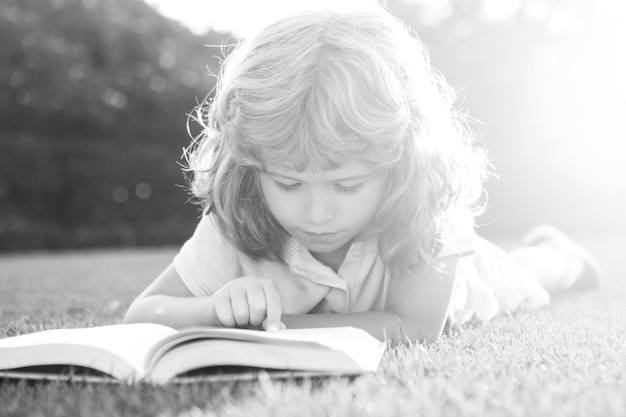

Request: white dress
left=451, top=236, right=550, bottom=324
left=173, top=213, right=551, bottom=326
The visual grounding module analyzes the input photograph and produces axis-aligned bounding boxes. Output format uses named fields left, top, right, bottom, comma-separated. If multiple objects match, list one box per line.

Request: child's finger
left=262, top=281, right=282, bottom=332
left=229, top=287, right=250, bottom=327
left=246, top=287, right=268, bottom=327
left=212, top=296, right=236, bottom=328
left=262, top=318, right=286, bottom=331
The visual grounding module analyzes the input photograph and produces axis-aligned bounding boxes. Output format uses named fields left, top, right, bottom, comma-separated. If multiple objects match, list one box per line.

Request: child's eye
left=335, top=184, right=362, bottom=194
left=274, top=181, right=301, bottom=192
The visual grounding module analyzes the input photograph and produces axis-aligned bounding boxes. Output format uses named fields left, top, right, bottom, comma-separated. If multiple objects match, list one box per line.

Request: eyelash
left=273, top=181, right=362, bottom=194
left=274, top=181, right=301, bottom=192
left=335, top=184, right=362, bottom=194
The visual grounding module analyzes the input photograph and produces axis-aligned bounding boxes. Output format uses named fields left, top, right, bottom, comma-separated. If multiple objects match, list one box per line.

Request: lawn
left=0, top=237, right=624, bottom=417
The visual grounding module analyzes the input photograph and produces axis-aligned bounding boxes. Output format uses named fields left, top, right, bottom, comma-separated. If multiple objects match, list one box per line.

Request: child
left=124, top=5, right=600, bottom=343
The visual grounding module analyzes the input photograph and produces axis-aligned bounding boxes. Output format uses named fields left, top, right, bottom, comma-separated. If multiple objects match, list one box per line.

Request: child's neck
left=310, top=243, right=351, bottom=273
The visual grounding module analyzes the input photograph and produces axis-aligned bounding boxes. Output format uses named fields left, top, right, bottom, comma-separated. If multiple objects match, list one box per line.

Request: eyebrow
left=264, top=170, right=377, bottom=182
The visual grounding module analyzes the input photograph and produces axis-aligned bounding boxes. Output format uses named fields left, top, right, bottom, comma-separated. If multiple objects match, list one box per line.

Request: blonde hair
left=186, top=5, right=488, bottom=276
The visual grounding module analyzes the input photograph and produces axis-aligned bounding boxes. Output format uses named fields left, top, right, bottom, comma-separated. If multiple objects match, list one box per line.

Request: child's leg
left=510, top=225, right=601, bottom=294
left=510, top=246, right=579, bottom=293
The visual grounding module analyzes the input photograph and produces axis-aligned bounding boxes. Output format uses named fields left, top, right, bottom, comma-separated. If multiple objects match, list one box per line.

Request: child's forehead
left=263, top=159, right=377, bottom=179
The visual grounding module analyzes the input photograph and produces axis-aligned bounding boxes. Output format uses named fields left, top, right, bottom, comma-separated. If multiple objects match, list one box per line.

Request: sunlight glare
left=522, top=0, right=626, bottom=189
left=143, top=0, right=378, bottom=37
left=481, top=0, right=523, bottom=21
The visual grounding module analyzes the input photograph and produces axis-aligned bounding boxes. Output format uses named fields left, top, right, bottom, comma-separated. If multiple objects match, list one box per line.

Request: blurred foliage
left=0, top=0, right=230, bottom=250
left=1, top=0, right=623, bottom=250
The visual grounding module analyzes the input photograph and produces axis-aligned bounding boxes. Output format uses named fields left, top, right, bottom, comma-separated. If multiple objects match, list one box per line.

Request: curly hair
left=185, top=5, right=489, bottom=277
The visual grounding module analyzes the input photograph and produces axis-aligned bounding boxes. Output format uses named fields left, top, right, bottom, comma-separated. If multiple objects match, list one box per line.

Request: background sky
left=143, top=0, right=561, bottom=37
left=143, top=0, right=379, bottom=37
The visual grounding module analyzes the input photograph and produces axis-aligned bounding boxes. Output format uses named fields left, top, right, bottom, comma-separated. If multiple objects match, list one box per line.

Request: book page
left=0, top=323, right=177, bottom=382
left=253, top=327, right=386, bottom=371
left=147, top=326, right=385, bottom=377
left=148, top=339, right=370, bottom=384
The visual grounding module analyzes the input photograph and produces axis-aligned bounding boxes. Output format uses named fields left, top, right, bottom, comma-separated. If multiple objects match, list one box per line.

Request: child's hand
left=211, top=276, right=283, bottom=332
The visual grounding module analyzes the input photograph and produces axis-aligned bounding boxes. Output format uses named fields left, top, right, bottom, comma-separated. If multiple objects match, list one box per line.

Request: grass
left=0, top=237, right=625, bottom=417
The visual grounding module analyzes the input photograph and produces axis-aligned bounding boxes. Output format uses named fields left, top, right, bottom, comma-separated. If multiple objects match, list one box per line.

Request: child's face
left=259, top=159, right=387, bottom=262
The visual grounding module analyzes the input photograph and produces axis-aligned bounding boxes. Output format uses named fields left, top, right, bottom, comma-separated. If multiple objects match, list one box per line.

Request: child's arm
left=281, top=255, right=459, bottom=343
left=125, top=256, right=458, bottom=343
left=123, top=263, right=283, bottom=331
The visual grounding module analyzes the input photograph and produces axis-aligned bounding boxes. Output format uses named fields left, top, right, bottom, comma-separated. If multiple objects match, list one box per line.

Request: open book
left=0, top=323, right=386, bottom=384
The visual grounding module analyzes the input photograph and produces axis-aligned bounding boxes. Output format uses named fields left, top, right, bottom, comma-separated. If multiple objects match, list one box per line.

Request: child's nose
left=303, top=189, right=334, bottom=225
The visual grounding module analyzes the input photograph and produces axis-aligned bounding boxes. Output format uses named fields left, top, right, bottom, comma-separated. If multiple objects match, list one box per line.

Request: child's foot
left=522, top=224, right=602, bottom=291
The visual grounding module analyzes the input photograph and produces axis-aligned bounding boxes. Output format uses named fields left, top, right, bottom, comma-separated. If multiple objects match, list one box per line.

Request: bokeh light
left=135, top=183, right=153, bottom=200
left=143, top=0, right=379, bottom=36
left=112, top=186, right=129, bottom=203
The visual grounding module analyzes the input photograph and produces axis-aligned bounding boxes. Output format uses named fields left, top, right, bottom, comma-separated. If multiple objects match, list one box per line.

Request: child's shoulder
left=185, top=213, right=236, bottom=251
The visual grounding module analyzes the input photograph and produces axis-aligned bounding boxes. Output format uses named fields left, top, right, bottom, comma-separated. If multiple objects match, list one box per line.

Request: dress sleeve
left=173, top=215, right=243, bottom=296
left=436, top=209, right=478, bottom=258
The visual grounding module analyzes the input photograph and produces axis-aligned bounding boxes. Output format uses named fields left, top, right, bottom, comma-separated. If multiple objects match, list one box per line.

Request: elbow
left=411, top=325, right=444, bottom=345
left=419, top=315, right=452, bottom=344
left=392, top=314, right=445, bottom=345
left=420, top=329, right=443, bottom=345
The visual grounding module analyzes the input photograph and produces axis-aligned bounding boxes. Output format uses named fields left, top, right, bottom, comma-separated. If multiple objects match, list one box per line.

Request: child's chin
left=301, top=237, right=352, bottom=256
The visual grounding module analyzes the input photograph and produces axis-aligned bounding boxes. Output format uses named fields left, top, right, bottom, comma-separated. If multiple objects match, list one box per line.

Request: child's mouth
left=300, top=231, right=341, bottom=243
